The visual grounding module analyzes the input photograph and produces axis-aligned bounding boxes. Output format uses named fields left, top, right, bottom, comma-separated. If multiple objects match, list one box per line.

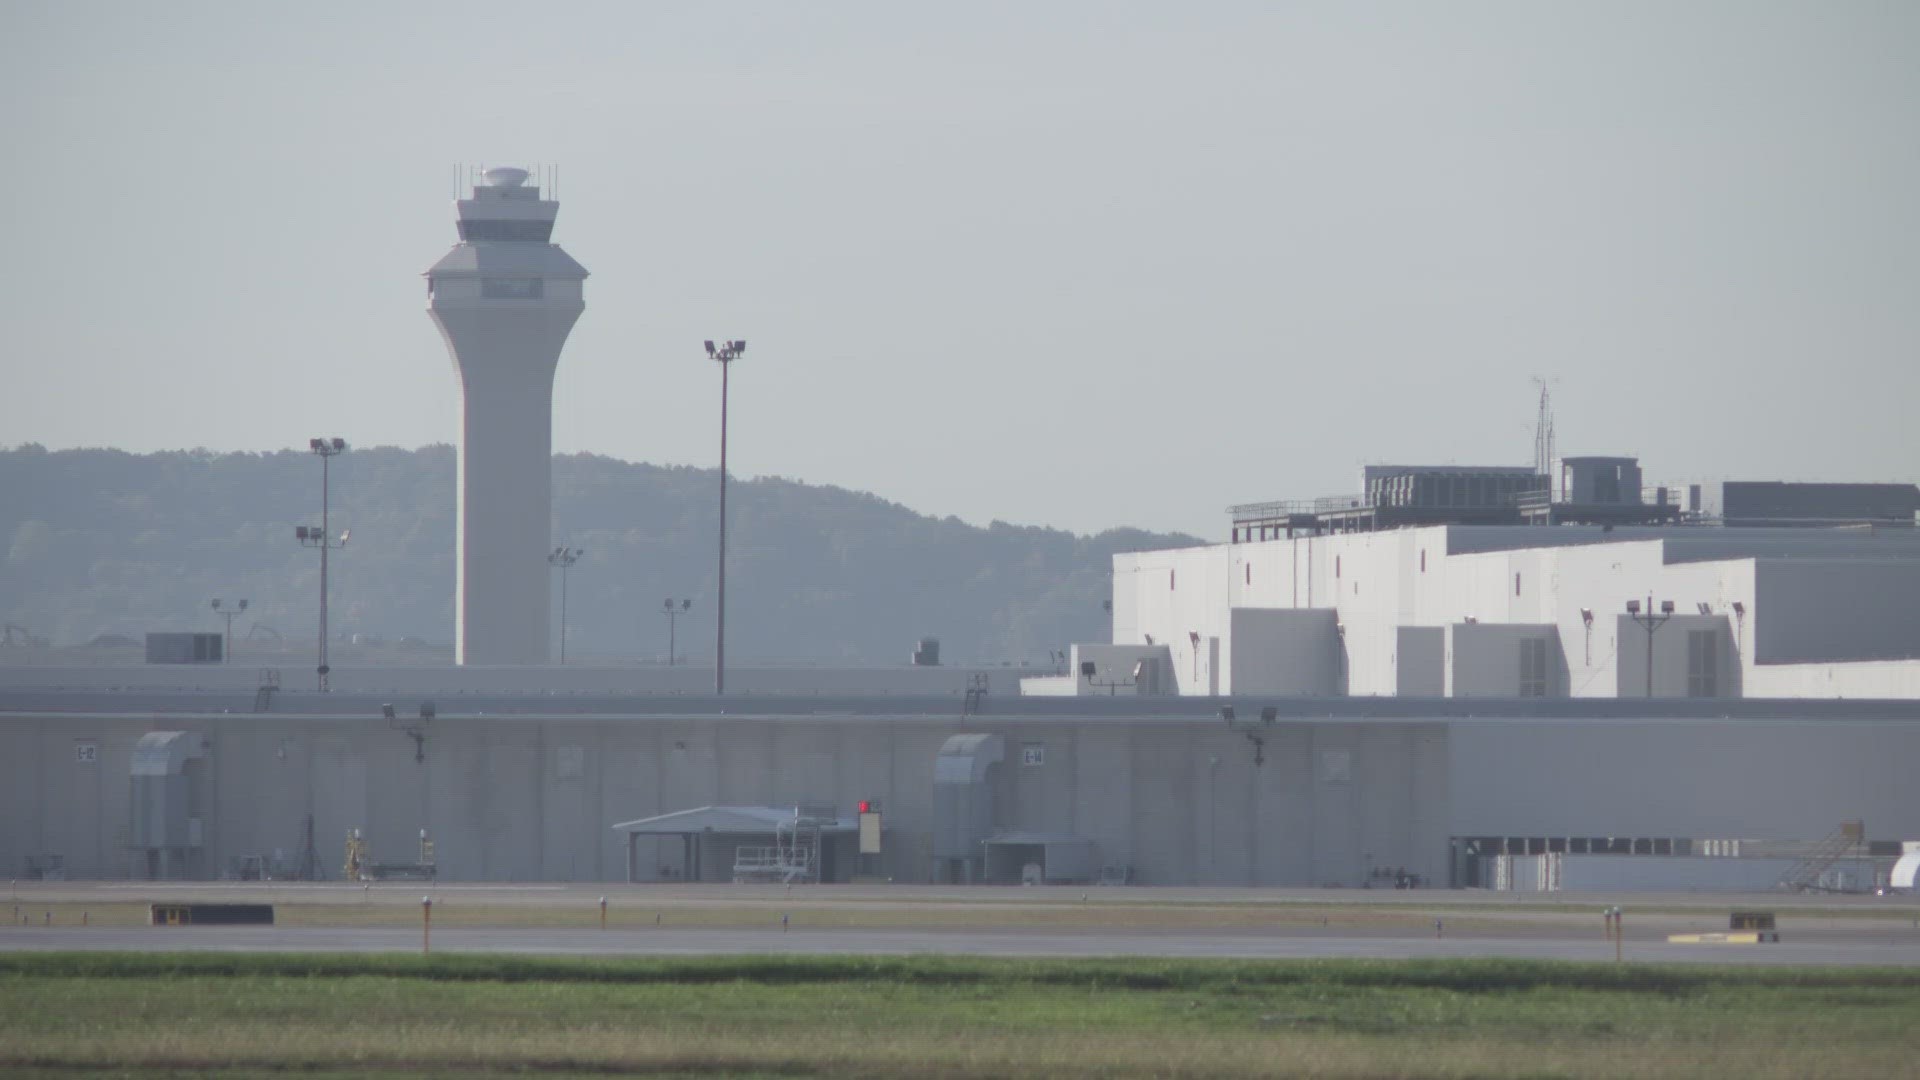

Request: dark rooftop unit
left=1230, top=456, right=1704, bottom=540
left=1720, top=482, right=1919, bottom=528
left=1231, top=465, right=1547, bottom=540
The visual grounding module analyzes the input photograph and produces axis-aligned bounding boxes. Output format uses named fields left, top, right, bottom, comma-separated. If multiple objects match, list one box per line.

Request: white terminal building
left=427, top=166, right=588, bottom=666
left=1027, top=461, right=1920, bottom=702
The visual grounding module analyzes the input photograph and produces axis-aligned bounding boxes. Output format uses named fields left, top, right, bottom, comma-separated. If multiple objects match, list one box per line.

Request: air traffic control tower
left=427, top=166, right=588, bottom=665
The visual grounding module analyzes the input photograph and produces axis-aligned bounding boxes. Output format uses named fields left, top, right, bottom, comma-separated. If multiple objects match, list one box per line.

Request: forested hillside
left=0, top=445, right=1199, bottom=664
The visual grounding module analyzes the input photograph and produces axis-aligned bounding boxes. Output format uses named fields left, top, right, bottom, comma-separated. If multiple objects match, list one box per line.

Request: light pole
left=1626, top=596, right=1673, bottom=698
left=295, top=437, right=348, bottom=692
left=547, top=547, right=583, bottom=665
left=704, top=338, right=745, bottom=694
left=663, top=598, right=692, bottom=666
left=210, top=598, right=247, bottom=663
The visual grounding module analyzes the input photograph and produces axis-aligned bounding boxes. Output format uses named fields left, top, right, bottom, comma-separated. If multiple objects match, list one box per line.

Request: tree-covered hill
left=0, top=445, right=1200, bottom=664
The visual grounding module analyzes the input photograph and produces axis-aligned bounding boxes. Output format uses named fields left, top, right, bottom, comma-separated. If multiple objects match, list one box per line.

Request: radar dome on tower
left=482, top=166, right=531, bottom=188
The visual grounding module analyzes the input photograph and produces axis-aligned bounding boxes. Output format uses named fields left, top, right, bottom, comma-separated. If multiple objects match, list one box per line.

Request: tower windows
left=481, top=277, right=545, bottom=300
left=459, top=219, right=554, bottom=242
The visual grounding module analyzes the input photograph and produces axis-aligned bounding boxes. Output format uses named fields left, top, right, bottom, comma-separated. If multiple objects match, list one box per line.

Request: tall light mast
left=426, top=166, right=588, bottom=665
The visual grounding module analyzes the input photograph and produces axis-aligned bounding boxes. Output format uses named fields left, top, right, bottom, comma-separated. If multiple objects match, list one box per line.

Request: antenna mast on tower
left=1532, top=377, right=1556, bottom=492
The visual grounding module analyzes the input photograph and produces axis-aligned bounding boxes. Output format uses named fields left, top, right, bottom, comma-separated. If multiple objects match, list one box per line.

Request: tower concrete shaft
left=426, top=167, right=588, bottom=665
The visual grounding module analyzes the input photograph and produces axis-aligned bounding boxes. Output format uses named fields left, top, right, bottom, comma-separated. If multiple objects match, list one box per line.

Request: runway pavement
left=4, top=882, right=1917, bottom=966
left=3, top=924, right=1918, bottom=966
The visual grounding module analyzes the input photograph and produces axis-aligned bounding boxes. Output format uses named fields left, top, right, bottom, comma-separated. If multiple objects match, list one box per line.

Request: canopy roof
left=611, top=805, right=856, bottom=836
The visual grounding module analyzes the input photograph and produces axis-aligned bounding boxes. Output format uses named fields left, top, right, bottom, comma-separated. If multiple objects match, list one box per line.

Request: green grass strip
left=4, top=951, right=1917, bottom=992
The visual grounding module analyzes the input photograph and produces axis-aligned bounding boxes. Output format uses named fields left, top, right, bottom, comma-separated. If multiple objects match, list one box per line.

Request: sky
left=3, top=1, right=1916, bottom=538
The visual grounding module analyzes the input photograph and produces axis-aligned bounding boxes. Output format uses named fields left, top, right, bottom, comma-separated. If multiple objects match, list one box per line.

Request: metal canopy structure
left=612, top=805, right=857, bottom=885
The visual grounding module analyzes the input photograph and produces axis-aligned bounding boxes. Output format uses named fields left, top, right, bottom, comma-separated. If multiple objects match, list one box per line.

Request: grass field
left=3, top=953, right=1917, bottom=1078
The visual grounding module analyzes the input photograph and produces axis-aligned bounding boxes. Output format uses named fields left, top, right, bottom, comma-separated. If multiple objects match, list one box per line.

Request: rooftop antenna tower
left=1532, top=377, right=1557, bottom=494
left=425, top=164, right=589, bottom=665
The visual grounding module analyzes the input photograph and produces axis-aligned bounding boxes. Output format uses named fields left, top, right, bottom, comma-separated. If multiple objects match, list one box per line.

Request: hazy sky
left=4, top=1, right=1916, bottom=538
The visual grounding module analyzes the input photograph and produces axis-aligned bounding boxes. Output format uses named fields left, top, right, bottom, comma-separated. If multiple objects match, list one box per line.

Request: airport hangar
left=1, top=685, right=1915, bottom=892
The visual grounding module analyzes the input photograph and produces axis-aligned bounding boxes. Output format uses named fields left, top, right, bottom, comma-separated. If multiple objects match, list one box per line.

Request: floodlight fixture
left=1260, top=706, right=1278, bottom=723
left=382, top=703, right=397, bottom=720
left=1731, top=601, right=1745, bottom=616
left=1659, top=600, right=1675, bottom=615
left=1580, top=608, right=1594, bottom=626
left=1219, top=706, right=1235, bottom=723
left=419, top=701, right=436, bottom=720
left=1625, top=599, right=1641, bottom=615
left=1697, top=602, right=1713, bottom=616
left=1081, top=660, right=1097, bottom=679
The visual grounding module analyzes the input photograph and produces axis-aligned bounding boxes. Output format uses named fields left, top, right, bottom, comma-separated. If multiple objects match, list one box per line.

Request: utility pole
left=1626, top=596, right=1672, bottom=698
left=211, top=598, right=247, bottom=663
left=663, top=598, right=692, bottom=666
left=547, top=547, right=583, bottom=664
left=704, top=339, right=745, bottom=694
left=295, top=437, right=348, bottom=691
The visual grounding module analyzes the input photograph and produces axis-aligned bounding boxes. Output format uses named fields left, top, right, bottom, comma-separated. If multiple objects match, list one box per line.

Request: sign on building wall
left=858, top=800, right=883, bottom=854
left=74, top=742, right=98, bottom=764
left=1022, top=743, right=1045, bottom=767
left=555, top=746, right=585, bottom=780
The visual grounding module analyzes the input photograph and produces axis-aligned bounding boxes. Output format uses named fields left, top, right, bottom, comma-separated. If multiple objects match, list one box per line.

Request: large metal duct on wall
left=933, top=733, right=1003, bottom=882
left=130, top=731, right=210, bottom=880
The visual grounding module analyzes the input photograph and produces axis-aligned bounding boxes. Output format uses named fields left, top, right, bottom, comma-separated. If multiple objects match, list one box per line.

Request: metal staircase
left=732, top=805, right=835, bottom=884
left=1777, top=821, right=1865, bottom=892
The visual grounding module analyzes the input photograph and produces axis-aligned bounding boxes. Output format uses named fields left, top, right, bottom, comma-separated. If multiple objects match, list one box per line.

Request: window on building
left=458, top=219, right=555, bottom=242
left=1420, top=550, right=1426, bottom=572
left=481, top=277, right=544, bottom=299
left=1169, top=569, right=1175, bottom=591
left=1335, top=556, right=1341, bottom=578
left=1687, top=630, right=1718, bottom=697
left=1245, top=563, right=1251, bottom=585
left=1515, top=572, right=1523, bottom=597
left=1518, top=637, right=1549, bottom=697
